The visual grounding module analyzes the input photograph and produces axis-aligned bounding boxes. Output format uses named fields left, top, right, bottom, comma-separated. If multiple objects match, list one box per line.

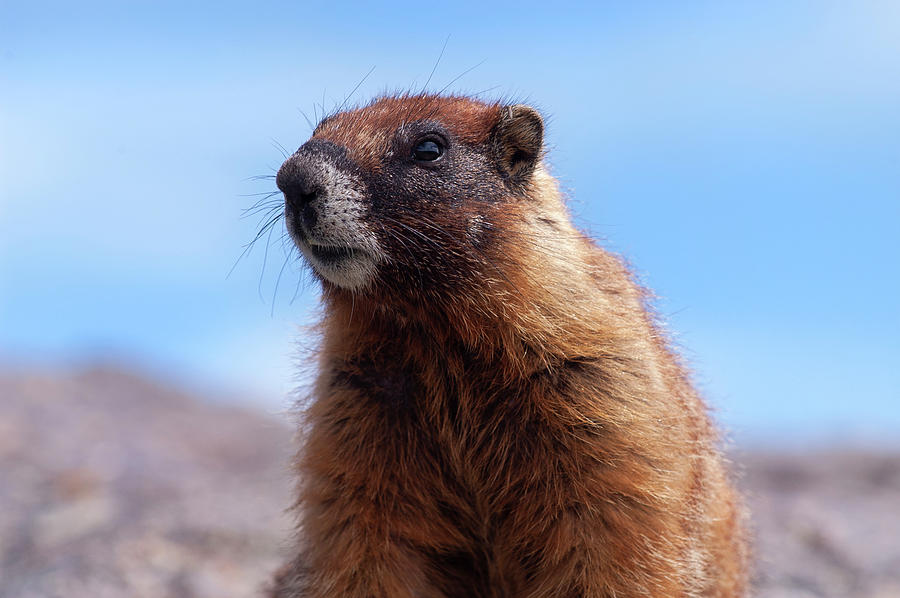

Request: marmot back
left=268, top=93, right=748, bottom=598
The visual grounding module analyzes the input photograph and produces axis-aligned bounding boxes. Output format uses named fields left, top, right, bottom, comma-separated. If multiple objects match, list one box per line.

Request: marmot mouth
left=308, top=244, right=364, bottom=265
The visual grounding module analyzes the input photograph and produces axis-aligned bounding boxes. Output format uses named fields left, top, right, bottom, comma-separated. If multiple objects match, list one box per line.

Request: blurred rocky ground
left=1, top=366, right=898, bottom=597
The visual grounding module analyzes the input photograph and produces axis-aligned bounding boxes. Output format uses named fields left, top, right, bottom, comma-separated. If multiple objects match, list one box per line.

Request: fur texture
left=268, top=94, right=748, bottom=598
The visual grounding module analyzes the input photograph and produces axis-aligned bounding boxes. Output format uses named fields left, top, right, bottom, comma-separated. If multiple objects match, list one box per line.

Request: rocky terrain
left=1, top=366, right=898, bottom=597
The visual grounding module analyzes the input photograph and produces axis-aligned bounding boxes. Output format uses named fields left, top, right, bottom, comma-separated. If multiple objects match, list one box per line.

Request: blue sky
left=2, top=1, right=898, bottom=446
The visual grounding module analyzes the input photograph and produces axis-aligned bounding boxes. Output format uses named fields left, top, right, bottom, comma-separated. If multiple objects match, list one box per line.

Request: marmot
left=268, top=94, right=748, bottom=598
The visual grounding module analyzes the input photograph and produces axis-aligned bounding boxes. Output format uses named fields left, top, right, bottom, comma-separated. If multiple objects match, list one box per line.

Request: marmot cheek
left=466, top=215, right=486, bottom=240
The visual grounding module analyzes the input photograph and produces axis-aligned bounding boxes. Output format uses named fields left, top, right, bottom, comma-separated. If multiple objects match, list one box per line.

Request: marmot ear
left=492, top=104, right=544, bottom=185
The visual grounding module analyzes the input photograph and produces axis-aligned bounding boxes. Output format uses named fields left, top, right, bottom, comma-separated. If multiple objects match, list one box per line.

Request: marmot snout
left=268, top=93, right=748, bottom=598
left=277, top=139, right=384, bottom=289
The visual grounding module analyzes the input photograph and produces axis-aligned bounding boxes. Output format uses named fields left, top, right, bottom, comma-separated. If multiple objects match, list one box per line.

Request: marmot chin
left=267, top=94, right=748, bottom=598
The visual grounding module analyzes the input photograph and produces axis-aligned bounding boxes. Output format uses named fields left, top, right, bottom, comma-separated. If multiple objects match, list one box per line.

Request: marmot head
left=277, top=94, right=575, bottom=311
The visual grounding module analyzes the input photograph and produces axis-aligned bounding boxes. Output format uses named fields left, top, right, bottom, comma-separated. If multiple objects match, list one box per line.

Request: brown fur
left=314, top=95, right=502, bottom=171
left=268, top=94, right=748, bottom=597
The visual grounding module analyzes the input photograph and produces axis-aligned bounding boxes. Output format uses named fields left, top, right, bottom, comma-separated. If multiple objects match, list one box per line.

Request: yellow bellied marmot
left=267, top=94, right=748, bottom=598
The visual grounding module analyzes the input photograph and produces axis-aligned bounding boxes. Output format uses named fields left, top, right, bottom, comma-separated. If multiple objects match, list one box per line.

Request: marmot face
left=276, top=95, right=544, bottom=293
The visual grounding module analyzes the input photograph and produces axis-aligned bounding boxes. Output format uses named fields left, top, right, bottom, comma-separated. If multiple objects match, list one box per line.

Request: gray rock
left=1, top=366, right=897, bottom=597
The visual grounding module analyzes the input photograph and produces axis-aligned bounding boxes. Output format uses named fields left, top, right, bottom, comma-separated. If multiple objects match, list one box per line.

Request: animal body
left=268, top=94, right=748, bottom=598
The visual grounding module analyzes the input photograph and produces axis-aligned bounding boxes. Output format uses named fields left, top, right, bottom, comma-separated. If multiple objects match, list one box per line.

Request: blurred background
left=1, top=1, right=898, bottom=597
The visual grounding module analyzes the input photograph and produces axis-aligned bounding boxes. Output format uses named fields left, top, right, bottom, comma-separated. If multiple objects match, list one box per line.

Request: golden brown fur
left=268, top=94, right=748, bottom=597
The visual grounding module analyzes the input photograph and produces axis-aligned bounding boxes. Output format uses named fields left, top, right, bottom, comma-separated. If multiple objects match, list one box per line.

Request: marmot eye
left=413, top=139, right=443, bottom=162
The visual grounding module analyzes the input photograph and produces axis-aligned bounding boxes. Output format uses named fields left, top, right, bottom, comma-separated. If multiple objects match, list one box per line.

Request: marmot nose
left=279, top=179, right=320, bottom=210
left=277, top=163, right=322, bottom=230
